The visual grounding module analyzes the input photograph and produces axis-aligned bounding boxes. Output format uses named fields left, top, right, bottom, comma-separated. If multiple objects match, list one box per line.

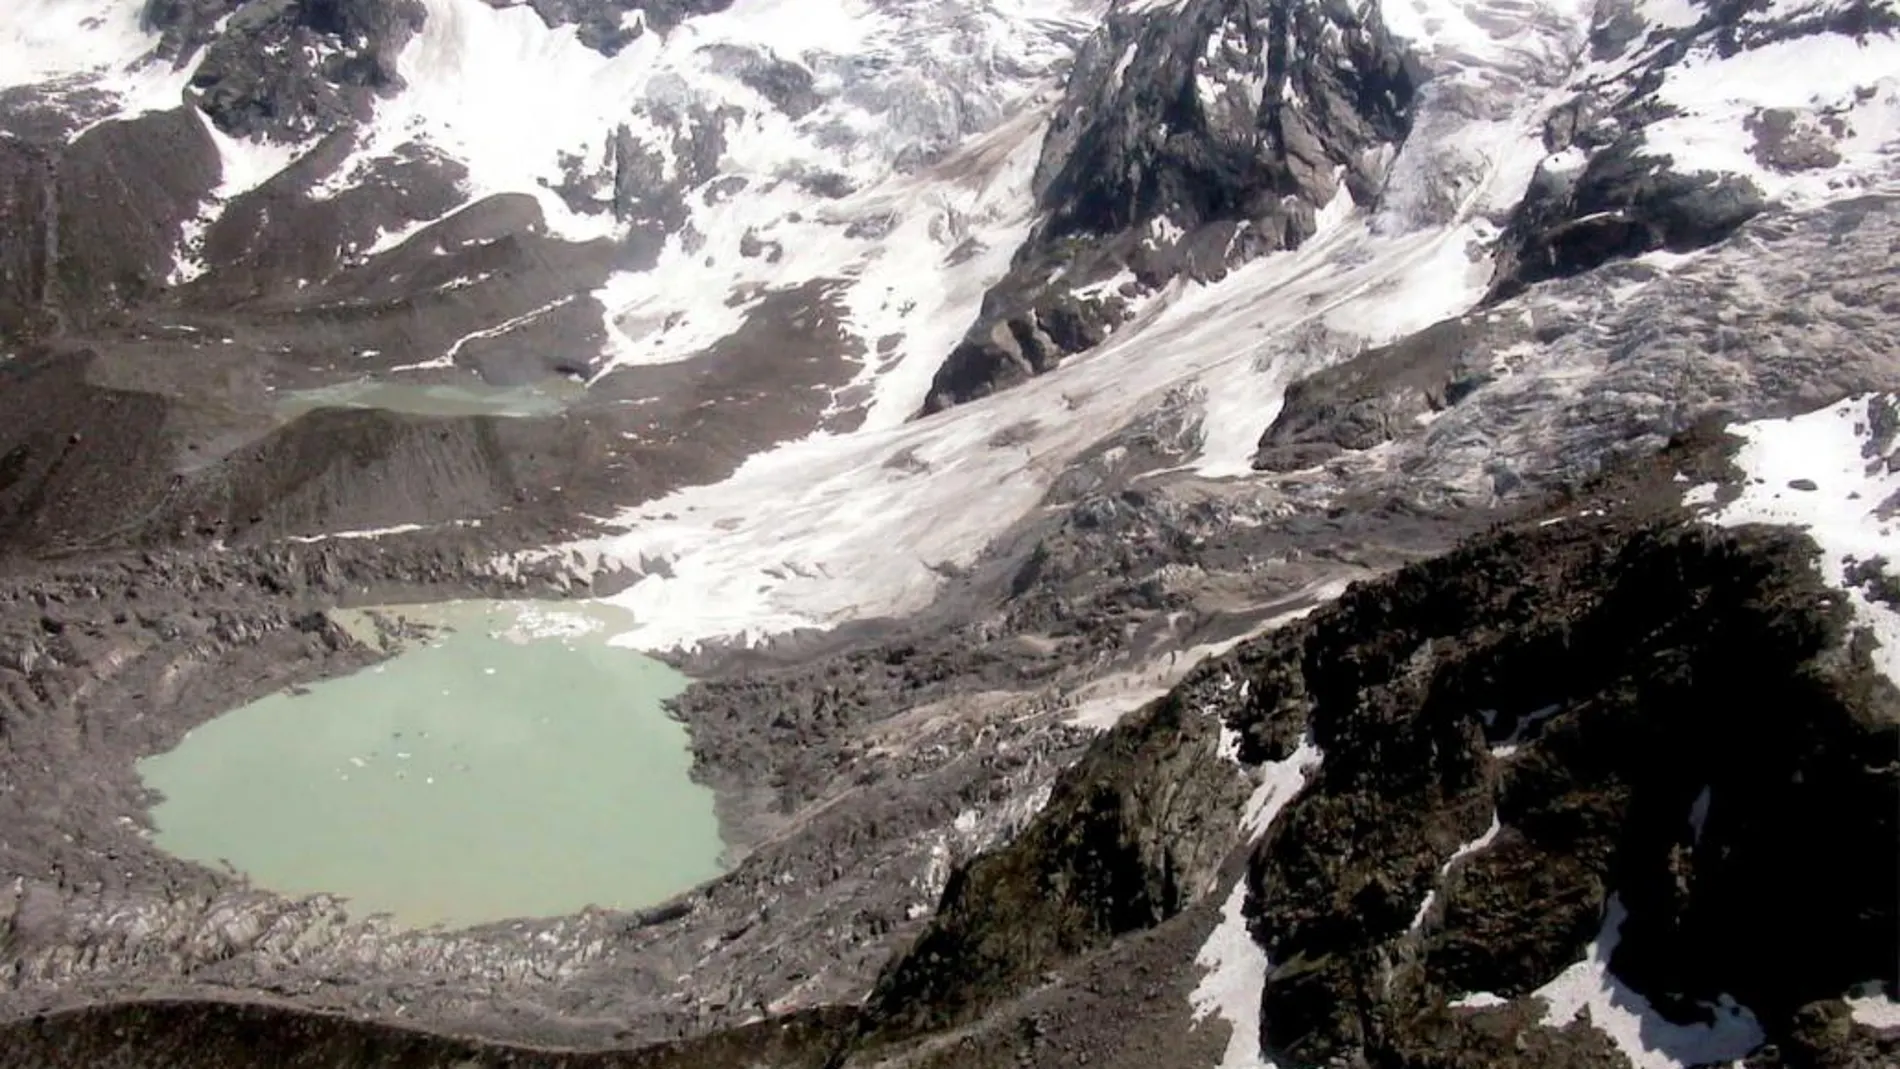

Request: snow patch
left=1638, top=0, right=1705, bottom=31
left=0, top=0, right=192, bottom=129
left=170, top=108, right=311, bottom=285
left=1534, top=896, right=1766, bottom=1069
left=1681, top=481, right=1719, bottom=508
left=1408, top=812, right=1503, bottom=932
left=1190, top=741, right=1320, bottom=1069
left=1643, top=32, right=1900, bottom=208
left=1191, top=880, right=1282, bottom=1069
left=1846, top=984, right=1900, bottom=1030
left=1698, top=395, right=1900, bottom=687
left=285, top=524, right=427, bottom=544
left=1241, top=735, right=1323, bottom=842
left=1686, top=786, right=1711, bottom=843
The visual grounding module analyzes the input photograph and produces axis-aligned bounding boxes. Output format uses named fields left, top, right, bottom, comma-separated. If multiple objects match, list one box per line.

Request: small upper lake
left=271, top=377, right=584, bottom=421
left=137, top=601, right=723, bottom=930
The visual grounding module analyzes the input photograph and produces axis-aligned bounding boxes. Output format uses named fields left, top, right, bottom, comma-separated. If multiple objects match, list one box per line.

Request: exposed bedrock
left=149, top=0, right=427, bottom=143
left=922, top=0, right=1419, bottom=412
left=856, top=504, right=1897, bottom=1068
left=1245, top=519, right=1896, bottom=1067
left=1486, top=0, right=1900, bottom=298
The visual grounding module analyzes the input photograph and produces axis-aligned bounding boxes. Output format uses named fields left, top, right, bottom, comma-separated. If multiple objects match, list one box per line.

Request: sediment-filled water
left=138, top=600, right=722, bottom=929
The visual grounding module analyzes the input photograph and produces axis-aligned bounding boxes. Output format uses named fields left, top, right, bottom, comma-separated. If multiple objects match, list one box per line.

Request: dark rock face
left=495, top=0, right=738, bottom=54
left=922, top=0, right=1419, bottom=413
left=861, top=688, right=1246, bottom=1042
left=0, top=353, right=178, bottom=550
left=0, top=106, right=225, bottom=338
left=0, top=138, right=59, bottom=340
left=1484, top=0, right=1900, bottom=298
left=50, top=109, right=222, bottom=326
left=141, top=0, right=247, bottom=62
left=832, top=495, right=1896, bottom=1068
left=604, top=102, right=737, bottom=236
left=172, top=0, right=428, bottom=142
left=1490, top=136, right=1765, bottom=301
left=1230, top=519, right=1896, bottom=1067
left=699, top=43, right=823, bottom=120
left=1253, top=317, right=1484, bottom=472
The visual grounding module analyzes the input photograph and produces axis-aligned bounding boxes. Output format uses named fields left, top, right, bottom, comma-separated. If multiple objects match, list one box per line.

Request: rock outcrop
left=1240, top=517, right=1896, bottom=1066
left=848, top=486, right=1899, bottom=1068
left=922, top=0, right=1418, bottom=412
left=160, top=0, right=427, bottom=143
left=1487, top=0, right=1900, bottom=298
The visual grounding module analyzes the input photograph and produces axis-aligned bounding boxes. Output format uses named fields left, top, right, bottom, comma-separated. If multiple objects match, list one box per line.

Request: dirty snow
left=556, top=0, right=1593, bottom=652
left=1241, top=735, right=1324, bottom=842
left=561, top=196, right=1524, bottom=652
left=441, top=0, right=1588, bottom=657
left=1067, top=583, right=1346, bottom=732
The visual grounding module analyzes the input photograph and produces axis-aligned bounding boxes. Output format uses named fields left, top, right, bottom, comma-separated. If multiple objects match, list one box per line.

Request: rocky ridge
left=924, top=0, right=1421, bottom=410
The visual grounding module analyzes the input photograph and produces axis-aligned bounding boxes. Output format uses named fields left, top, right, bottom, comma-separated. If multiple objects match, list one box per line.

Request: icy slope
left=0, top=0, right=190, bottom=128
left=554, top=0, right=1900, bottom=652
left=300, top=0, right=1106, bottom=398
left=556, top=0, right=1598, bottom=650
left=5, top=0, right=1896, bottom=656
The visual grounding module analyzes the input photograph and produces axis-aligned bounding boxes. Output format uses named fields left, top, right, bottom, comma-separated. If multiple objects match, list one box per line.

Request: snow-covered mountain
left=0, top=0, right=1896, bottom=1066
left=16, top=0, right=1890, bottom=647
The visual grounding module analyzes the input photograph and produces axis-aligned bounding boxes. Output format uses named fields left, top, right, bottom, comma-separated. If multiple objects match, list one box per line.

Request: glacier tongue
left=539, top=0, right=1607, bottom=652
left=566, top=220, right=1515, bottom=652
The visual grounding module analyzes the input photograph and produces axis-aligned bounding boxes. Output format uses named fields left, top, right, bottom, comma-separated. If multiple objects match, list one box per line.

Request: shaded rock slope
left=840, top=469, right=1898, bottom=1068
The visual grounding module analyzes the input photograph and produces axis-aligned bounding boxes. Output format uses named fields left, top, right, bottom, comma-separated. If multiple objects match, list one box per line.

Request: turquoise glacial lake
left=138, top=601, right=723, bottom=929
